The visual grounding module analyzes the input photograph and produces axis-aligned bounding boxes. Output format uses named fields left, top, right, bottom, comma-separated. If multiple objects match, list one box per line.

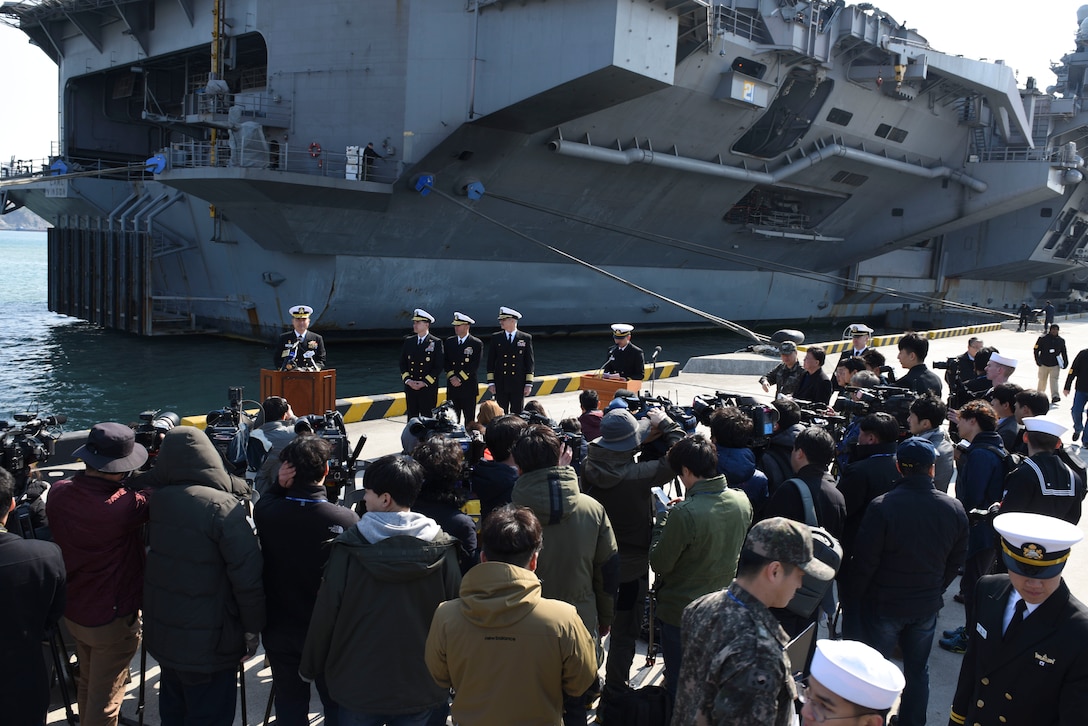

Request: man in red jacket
left=47, top=422, right=151, bottom=726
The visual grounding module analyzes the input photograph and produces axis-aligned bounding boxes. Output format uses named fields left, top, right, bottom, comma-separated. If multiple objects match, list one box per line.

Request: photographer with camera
left=0, top=465, right=66, bottom=726
left=254, top=436, right=358, bottom=726
left=581, top=406, right=683, bottom=695
left=512, top=426, right=618, bottom=723
left=137, top=426, right=264, bottom=723
left=759, top=399, right=806, bottom=495
left=708, top=406, right=770, bottom=520
left=46, top=423, right=151, bottom=726
left=251, top=395, right=297, bottom=495
left=939, top=401, right=1007, bottom=655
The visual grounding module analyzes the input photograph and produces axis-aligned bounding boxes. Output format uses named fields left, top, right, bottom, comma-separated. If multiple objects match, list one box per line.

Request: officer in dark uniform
left=273, top=304, right=327, bottom=370
left=949, top=512, right=1088, bottom=726
left=400, top=308, right=444, bottom=419
left=836, top=323, right=874, bottom=366
left=601, top=323, right=646, bottom=381
left=444, top=311, right=483, bottom=423
left=487, top=307, right=534, bottom=414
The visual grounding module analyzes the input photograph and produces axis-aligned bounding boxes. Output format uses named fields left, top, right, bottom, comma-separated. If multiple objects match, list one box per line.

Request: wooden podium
left=260, top=368, right=337, bottom=417
left=579, top=374, right=643, bottom=410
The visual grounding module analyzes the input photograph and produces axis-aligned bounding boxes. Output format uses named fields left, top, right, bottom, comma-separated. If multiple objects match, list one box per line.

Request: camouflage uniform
left=671, top=581, right=795, bottom=726
left=763, top=361, right=804, bottom=397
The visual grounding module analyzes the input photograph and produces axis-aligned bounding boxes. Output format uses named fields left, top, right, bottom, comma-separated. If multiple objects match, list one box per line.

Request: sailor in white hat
left=838, top=323, right=875, bottom=363
left=985, top=352, right=1018, bottom=388
left=950, top=512, right=1088, bottom=725
left=998, top=414, right=1085, bottom=522
left=400, top=308, right=444, bottom=418
left=275, top=304, right=326, bottom=370
left=601, top=323, right=646, bottom=381
left=801, top=639, right=904, bottom=725
left=487, top=306, right=534, bottom=413
left=444, top=312, right=483, bottom=423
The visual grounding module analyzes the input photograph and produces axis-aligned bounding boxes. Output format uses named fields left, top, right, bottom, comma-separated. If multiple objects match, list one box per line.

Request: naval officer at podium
left=274, top=304, right=326, bottom=370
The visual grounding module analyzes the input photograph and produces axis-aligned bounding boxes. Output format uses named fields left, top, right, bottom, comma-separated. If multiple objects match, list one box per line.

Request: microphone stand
left=649, top=346, right=662, bottom=397
left=597, top=346, right=617, bottom=378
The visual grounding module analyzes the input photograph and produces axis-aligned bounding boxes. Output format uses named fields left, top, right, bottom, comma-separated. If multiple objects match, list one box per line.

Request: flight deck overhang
left=0, top=0, right=164, bottom=62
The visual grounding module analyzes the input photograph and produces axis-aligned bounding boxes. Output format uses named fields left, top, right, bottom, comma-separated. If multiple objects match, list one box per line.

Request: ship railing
left=975, top=147, right=1065, bottom=163
left=1, top=153, right=153, bottom=182
left=1, top=157, right=50, bottom=179
left=184, top=91, right=293, bottom=128
left=164, top=140, right=403, bottom=184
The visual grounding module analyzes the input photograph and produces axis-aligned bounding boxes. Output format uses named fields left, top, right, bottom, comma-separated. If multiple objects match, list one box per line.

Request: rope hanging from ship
left=482, top=191, right=1017, bottom=322
left=415, top=180, right=770, bottom=344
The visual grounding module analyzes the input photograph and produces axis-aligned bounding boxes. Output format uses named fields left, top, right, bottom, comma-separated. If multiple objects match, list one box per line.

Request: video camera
left=691, top=392, right=779, bottom=447
left=832, top=385, right=917, bottom=436
left=409, top=401, right=478, bottom=453
left=613, top=392, right=698, bottom=434
left=0, top=412, right=66, bottom=493
left=205, top=386, right=253, bottom=476
left=295, top=409, right=366, bottom=502
left=518, top=409, right=585, bottom=456
left=132, top=409, right=180, bottom=469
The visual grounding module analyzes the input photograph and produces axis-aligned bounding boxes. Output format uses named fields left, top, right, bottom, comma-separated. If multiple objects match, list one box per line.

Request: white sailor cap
left=412, top=308, right=435, bottom=323
left=290, top=305, right=313, bottom=318
left=994, top=512, right=1083, bottom=578
left=611, top=323, right=634, bottom=338
left=846, top=323, right=874, bottom=336
left=1024, top=414, right=1067, bottom=438
left=451, top=312, right=475, bottom=326
left=989, top=352, right=1018, bottom=368
left=498, top=306, right=522, bottom=320
left=810, top=639, right=904, bottom=711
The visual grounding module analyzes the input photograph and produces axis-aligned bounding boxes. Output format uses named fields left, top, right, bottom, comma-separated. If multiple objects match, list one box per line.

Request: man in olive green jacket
left=649, top=434, right=753, bottom=701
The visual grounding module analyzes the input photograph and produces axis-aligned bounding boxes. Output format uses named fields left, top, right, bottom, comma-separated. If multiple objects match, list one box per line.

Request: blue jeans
left=266, top=650, right=338, bottom=726
left=159, top=667, right=238, bottom=726
left=659, top=620, right=683, bottom=702
left=1072, top=390, right=1088, bottom=436
left=860, top=608, right=937, bottom=726
left=338, top=708, right=432, bottom=726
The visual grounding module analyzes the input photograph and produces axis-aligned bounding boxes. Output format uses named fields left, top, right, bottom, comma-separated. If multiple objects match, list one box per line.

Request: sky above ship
left=0, top=0, right=1083, bottom=163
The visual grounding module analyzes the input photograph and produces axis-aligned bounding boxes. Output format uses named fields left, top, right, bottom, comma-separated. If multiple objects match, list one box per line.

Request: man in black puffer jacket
left=137, top=426, right=266, bottom=724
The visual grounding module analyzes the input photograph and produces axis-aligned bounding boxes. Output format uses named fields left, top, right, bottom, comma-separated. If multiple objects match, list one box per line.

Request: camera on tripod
left=295, top=409, right=367, bottom=502
left=692, top=392, right=779, bottom=447
left=833, top=385, right=918, bottom=436
left=205, top=386, right=252, bottom=476
left=132, top=409, right=180, bottom=469
left=0, top=412, right=66, bottom=492
left=409, top=402, right=478, bottom=455
left=613, top=392, right=698, bottom=434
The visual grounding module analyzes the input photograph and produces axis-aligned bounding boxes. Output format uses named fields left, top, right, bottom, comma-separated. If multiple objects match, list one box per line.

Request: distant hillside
left=0, top=207, right=49, bottom=231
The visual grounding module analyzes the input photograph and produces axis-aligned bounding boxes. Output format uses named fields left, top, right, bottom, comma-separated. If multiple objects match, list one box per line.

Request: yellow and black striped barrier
left=801, top=323, right=1003, bottom=355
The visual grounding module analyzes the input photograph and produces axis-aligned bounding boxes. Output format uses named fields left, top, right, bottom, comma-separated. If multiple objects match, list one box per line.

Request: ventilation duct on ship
left=548, top=138, right=989, bottom=193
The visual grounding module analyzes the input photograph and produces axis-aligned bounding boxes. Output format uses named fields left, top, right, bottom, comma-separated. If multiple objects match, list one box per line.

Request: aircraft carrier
left=3, top=0, right=1088, bottom=340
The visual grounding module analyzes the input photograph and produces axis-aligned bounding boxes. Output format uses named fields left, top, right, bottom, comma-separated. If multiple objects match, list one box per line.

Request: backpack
left=783, top=478, right=843, bottom=618
left=595, top=589, right=673, bottom=726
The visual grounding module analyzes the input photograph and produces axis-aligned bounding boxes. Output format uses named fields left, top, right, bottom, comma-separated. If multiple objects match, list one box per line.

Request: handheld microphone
left=282, top=339, right=300, bottom=370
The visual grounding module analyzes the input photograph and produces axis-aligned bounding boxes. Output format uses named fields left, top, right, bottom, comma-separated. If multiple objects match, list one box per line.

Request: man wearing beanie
left=672, top=517, right=834, bottom=726
left=801, top=639, right=904, bottom=725
left=949, top=512, right=1088, bottom=725
left=845, top=437, right=967, bottom=726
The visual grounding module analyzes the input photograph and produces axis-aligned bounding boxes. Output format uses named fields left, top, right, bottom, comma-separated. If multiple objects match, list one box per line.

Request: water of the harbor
left=1, top=229, right=848, bottom=431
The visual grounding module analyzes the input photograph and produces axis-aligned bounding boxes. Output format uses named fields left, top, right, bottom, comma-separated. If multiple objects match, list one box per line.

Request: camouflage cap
left=745, top=516, right=835, bottom=581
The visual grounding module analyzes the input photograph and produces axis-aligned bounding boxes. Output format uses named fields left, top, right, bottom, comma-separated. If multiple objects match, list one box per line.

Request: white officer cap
left=994, top=512, right=1083, bottom=578
left=990, top=352, right=1018, bottom=368
left=810, top=640, right=904, bottom=711
left=611, top=323, right=634, bottom=338
left=412, top=308, right=435, bottom=323
left=290, top=305, right=313, bottom=318
left=846, top=323, right=874, bottom=335
left=498, top=306, right=522, bottom=320
left=451, top=312, right=475, bottom=326
left=1024, top=414, right=1067, bottom=438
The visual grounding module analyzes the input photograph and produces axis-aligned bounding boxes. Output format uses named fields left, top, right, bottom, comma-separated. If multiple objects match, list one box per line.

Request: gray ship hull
left=4, top=0, right=1088, bottom=339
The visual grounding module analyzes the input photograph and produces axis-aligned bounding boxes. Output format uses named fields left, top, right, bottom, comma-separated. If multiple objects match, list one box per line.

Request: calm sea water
left=0, top=229, right=840, bottom=430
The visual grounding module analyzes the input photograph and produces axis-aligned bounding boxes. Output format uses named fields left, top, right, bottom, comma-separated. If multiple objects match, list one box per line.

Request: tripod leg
left=49, top=629, right=77, bottom=726
left=262, top=683, right=276, bottom=726
left=136, top=637, right=147, bottom=726
left=239, top=663, right=248, bottom=726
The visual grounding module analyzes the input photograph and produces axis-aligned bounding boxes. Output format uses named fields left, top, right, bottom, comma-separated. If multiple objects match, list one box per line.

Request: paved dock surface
left=46, top=317, right=1088, bottom=724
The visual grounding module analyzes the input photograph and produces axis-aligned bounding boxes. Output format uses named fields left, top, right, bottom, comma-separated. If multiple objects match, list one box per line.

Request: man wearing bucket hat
left=999, top=414, right=1086, bottom=523
left=800, top=639, right=904, bottom=726
left=672, top=517, right=833, bottom=726
left=949, top=512, right=1088, bottom=725
left=46, top=422, right=151, bottom=726
left=274, top=304, right=326, bottom=370
left=601, top=323, right=646, bottom=381
left=582, top=406, right=685, bottom=694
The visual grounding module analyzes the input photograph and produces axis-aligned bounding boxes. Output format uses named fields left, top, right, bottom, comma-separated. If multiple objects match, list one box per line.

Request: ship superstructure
left=3, top=0, right=1088, bottom=339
